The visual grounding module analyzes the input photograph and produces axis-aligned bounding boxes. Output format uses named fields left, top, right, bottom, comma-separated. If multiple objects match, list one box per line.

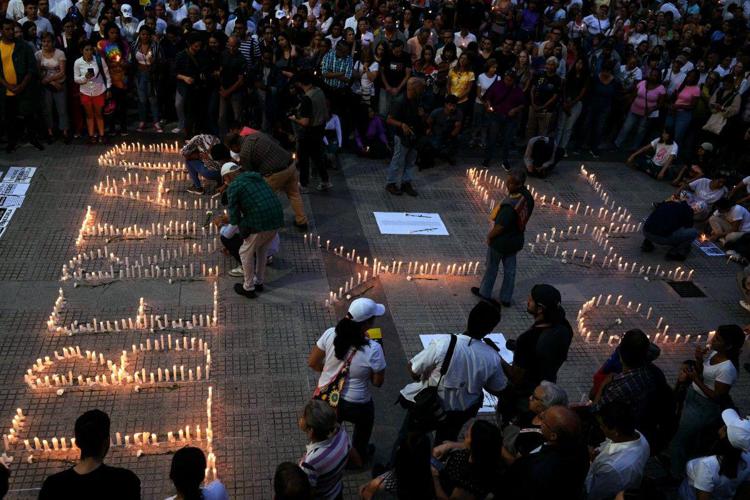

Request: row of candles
left=580, top=166, right=629, bottom=215
left=94, top=184, right=219, bottom=211
left=63, top=262, right=220, bottom=283
left=99, top=171, right=189, bottom=189
left=25, top=336, right=211, bottom=390
left=65, top=242, right=218, bottom=272
left=4, top=387, right=216, bottom=478
left=83, top=219, right=218, bottom=239
left=576, top=293, right=713, bottom=346
left=75, top=206, right=94, bottom=246
left=47, top=287, right=219, bottom=334
left=112, top=141, right=181, bottom=155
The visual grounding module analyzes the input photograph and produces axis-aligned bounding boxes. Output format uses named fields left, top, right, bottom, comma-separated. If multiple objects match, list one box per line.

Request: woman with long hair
left=275, top=0, right=296, bottom=18
left=274, top=31, right=298, bottom=81
left=671, top=324, right=745, bottom=478
left=359, top=432, right=435, bottom=499
left=21, top=21, right=40, bottom=51
left=513, top=50, right=532, bottom=94
left=353, top=45, right=379, bottom=105
left=583, top=60, right=621, bottom=158
left=74, top=38, right=111, bottom=144
left=58, top=17, right=85, bottom=138
left=36, top=31, right=70, bottom=143
left=447, top=52, right=476, bottom=127
left=666, top=69, right=700, bottom=151
left=131, top=26, right=162, bottom=132
left=318, top=2, right=333, bottom=34
left=615, top=68, right=667, bottom=150
left=97, top=22, right=130, bottom=135
left=307, top=298, right=387, bottom=468
left=166, top=447, right=229, bottom=500
left=556, top=57, right=589, bottom=154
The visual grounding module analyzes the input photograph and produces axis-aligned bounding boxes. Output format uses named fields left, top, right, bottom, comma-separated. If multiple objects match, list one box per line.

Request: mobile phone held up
left=430, top=456, right=445, bottom=472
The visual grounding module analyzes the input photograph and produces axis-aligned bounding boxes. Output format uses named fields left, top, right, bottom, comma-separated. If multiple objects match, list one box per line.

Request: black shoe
left=386, top=183, right=402, bottom=196
left=471, top=287, right=490, bottom=300
left=30, top=139, right=45, bottom=151
left=254, top=284, right=264, bottom=292
left=234, top=283, right=257, bottom=298
left=641, top=240, right=655, bottom=252
left=293, top=222, right=309, bottom=231
left=665, top=251, right=687, bottom=261
left=401, top=182, right=418, bottom=197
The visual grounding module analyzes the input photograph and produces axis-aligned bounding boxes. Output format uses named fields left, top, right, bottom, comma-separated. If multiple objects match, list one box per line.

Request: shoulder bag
left=409, top=334, right=458, bottom=431
left=312, top=348, right=358, bottom=409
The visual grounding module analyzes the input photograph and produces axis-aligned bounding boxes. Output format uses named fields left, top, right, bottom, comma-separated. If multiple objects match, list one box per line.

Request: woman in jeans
left=97, top=22, right=130, bottom=135
left=665, top=69, right=700, bottom=152
left=58, top=17, right=84, bottom=138
left=583, top=60, right=621, bottom=158
left=74, top=39, right=111, bottom=144
left=131, top=26, right=162, bottom=132
left=670, top=324, right=745, bottom=478
left=307, top=298, right=386, bottom=468
left=556, top=57, right=589, bottom=154
left=36, top=32, right=70, bottom=143
left=615, top=68, right=666, bottom=150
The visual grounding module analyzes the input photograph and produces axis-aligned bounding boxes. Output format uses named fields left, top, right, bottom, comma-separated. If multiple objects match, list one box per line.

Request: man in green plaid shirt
left=224, top=162, right=284, bottom=298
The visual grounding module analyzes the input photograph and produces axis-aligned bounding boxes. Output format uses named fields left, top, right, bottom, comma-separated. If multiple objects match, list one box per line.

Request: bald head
left=539, top=406, right=581, bottom=447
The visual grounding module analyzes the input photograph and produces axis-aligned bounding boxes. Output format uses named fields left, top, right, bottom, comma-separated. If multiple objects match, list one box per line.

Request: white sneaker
left=228, top=266, right=244, bottom=277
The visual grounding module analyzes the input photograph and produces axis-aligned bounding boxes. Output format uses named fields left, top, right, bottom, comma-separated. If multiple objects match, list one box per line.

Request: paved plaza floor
left=0, top=138, right=748, bottom=498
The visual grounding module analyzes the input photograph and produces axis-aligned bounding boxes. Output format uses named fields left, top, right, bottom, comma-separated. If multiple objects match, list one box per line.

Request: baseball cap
left=220, top=162, right=241, bottom=177
left=700, top=142, right=714, bottom=152
left=120, top=4, right=133, bottom=18
left=275, top=10, right=287, bottom=19
left=722, top=409, right=750, bottom=451
left=347, top=298, right=385, bottom=322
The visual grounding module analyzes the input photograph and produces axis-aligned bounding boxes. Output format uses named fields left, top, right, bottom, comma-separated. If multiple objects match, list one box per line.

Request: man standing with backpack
left=397, top=301, right=507, bottom=445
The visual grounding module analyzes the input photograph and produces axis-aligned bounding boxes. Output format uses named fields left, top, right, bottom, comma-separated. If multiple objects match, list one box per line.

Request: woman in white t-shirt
left=678, top=414, right=750, bottom=500
left=307, top=298, right=387, bottom=468
left=470, top=59, right=498, bottom=150
left=670, top=325, right=745, bottom=478
left=627, top=129, right=678, bottom=180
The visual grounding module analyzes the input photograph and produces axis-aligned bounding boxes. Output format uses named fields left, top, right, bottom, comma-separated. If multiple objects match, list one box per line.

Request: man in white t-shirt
left=678, top=174, right=728, bottom=219
left=307, top=298, right=386, bottom=467
left=399, top=301, right=506, bottom=444
left=709, top=198, right=750, bottom=245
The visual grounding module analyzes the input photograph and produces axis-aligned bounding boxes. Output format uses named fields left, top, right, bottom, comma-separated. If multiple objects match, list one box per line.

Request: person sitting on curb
left=641, top=199, right=699, bottom=261
left=709, top=198, right=750, bottom=247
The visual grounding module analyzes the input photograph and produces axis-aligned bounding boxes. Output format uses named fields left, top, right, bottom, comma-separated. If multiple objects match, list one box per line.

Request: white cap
left=221, top=162, right=241, bottom=177
left=275, top=9, right=287, bottom=19
left=120, top=4, right=133, bottom=17
left=722, top=409, right=750, bottom=451
left=347, top=298, right=385, bottom=322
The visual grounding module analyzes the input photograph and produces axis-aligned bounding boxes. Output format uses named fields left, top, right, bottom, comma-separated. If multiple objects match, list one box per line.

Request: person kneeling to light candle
left=224, top=161, right=283, bottom=299
left=165, top=447, right=228, bottom=500
left=181, top=133, right=224, bottom=196
left=213, top=210, right=280, bottom=278
left=307, top=298, right=386, bottom=469
left=38, top=409, right=141, bottom=499
left=641, top=199, right=699, bottom=261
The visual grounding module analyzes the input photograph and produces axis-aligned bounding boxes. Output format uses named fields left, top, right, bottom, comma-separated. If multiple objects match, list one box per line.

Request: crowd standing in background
left=2, top=0, right=750, bottom=497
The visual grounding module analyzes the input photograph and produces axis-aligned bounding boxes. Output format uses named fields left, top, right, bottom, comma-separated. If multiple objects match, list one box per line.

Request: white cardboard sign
left=373, top=212, right=449, bottom=235
left=4, top=166, right=37, bottom=183
left=0, top=182, right=30, bottom=197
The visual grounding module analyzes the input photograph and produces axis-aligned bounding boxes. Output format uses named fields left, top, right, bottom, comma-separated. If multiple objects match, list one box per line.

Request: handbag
left=312, top=348, right=358, bottom=408
left=702, top=112, right=727, bottom=135
left=408, top=334, right=458, bottom=431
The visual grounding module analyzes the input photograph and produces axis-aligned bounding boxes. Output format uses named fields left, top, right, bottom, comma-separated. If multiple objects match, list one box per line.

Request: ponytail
left=333, top=317, right=369, bottom=360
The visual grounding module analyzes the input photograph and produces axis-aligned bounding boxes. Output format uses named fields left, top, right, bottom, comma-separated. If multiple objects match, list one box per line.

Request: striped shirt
left=320, top=50, right=353, bottom=89
left=300, top=427, right=350, bottom=500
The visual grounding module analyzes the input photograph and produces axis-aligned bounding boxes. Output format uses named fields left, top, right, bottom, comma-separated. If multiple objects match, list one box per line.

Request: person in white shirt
left=587, top=401, right=651, bottom=500
left=136, top=7, right=167, bottom=36
left=307, top=298, right=387, bottom=468
left=728, top=174, right=750, bottom=205
left=678, top=408, right=750, bottom=500
left=627, top=130, right=679, bottom=180
left=166, top=447, right=229, bottom=500
left=670, top=324, right=745, bottom=478
left=583, top=5, right=610, bottom=36
left=453, top=26, right=476, bottom=50
left=73, top=39, right=111, bottom=143
left=165, top=0, right=187, bottom=25
left=115, top=4, right=139, bottom=42
left=628, top=20, right=648, bottom=47
left=678, top=174, right=728, bottom=218
left=659, top=1, right=682, bottom=19
left=18, top=1, right=54, bottom=34
left=399, top=300, right=506, bottom=444
left=5, top=0, right=26, bottom=21
left=709, top=198, right=750, bottom=245
left=663, top=56, right=688, bottom=95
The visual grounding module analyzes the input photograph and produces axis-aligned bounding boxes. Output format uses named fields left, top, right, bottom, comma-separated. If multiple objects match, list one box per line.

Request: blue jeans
left=665, top=110, right=692, bottom=149
left=615, top=112, right=651, bottom=150
left=185, top=159, right=221, bottom=189
left=135, top=71, right=159, bottom=123
left=479, top=246, right=517, bottom=303
left=585, top=103, right=611, bottom=152
left=670, top=387, right=722, bottom=477
left=484, top=114, right=518, bottom=164
left=556, top=101, right=583, bottom=149
left=386, top=135, right=417, bottom=185
left=643, top=227, right=698, bottom=255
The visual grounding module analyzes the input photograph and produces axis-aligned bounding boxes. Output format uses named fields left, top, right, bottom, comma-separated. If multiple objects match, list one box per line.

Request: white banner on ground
left=373, top=212, right=449, bottom=235
left=0, top=182, right=30, bottom=197
left=0, top=207, right=17, bottom=238
left=418, top=333, right=513, bottom=414
left=4, top=166, right=37, bottom=183
left=0, top=196, right=24, bottom=208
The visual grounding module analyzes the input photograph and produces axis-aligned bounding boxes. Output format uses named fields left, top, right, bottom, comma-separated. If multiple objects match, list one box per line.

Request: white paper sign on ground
left=0, top=207, right=17, bottom=238
left=373, top=212, right=449, bottom=235
left=693, top=239, right=725, bottom=256
left=0, top=182, right=29, bottom=197
left=419, top=333, right=513, bottom=414
left=0, top=196, right=24, bottom=208
left=4, top=166, right=37, bottom=183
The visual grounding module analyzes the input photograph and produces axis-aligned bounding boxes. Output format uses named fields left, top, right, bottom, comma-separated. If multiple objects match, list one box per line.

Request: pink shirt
left=630, top=80, right=666, bottom=117
left=674, top=84, right=699, bottom=108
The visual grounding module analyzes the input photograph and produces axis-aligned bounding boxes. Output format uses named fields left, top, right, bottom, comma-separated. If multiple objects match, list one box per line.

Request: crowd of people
left=3, top=0, right=750, bottom=496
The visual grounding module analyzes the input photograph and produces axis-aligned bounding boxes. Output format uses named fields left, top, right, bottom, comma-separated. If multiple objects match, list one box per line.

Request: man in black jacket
left=642, top=200, right=699, bottom=260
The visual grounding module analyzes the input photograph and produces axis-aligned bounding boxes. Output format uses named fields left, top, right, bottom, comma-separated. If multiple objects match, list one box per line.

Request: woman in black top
left=556, top=57, right=589, bottom=153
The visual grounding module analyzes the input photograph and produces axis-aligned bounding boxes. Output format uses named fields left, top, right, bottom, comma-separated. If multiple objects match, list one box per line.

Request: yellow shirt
left=0, top=40, right=17, bottom=96
left=448, top=69, right=475, bottom=103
